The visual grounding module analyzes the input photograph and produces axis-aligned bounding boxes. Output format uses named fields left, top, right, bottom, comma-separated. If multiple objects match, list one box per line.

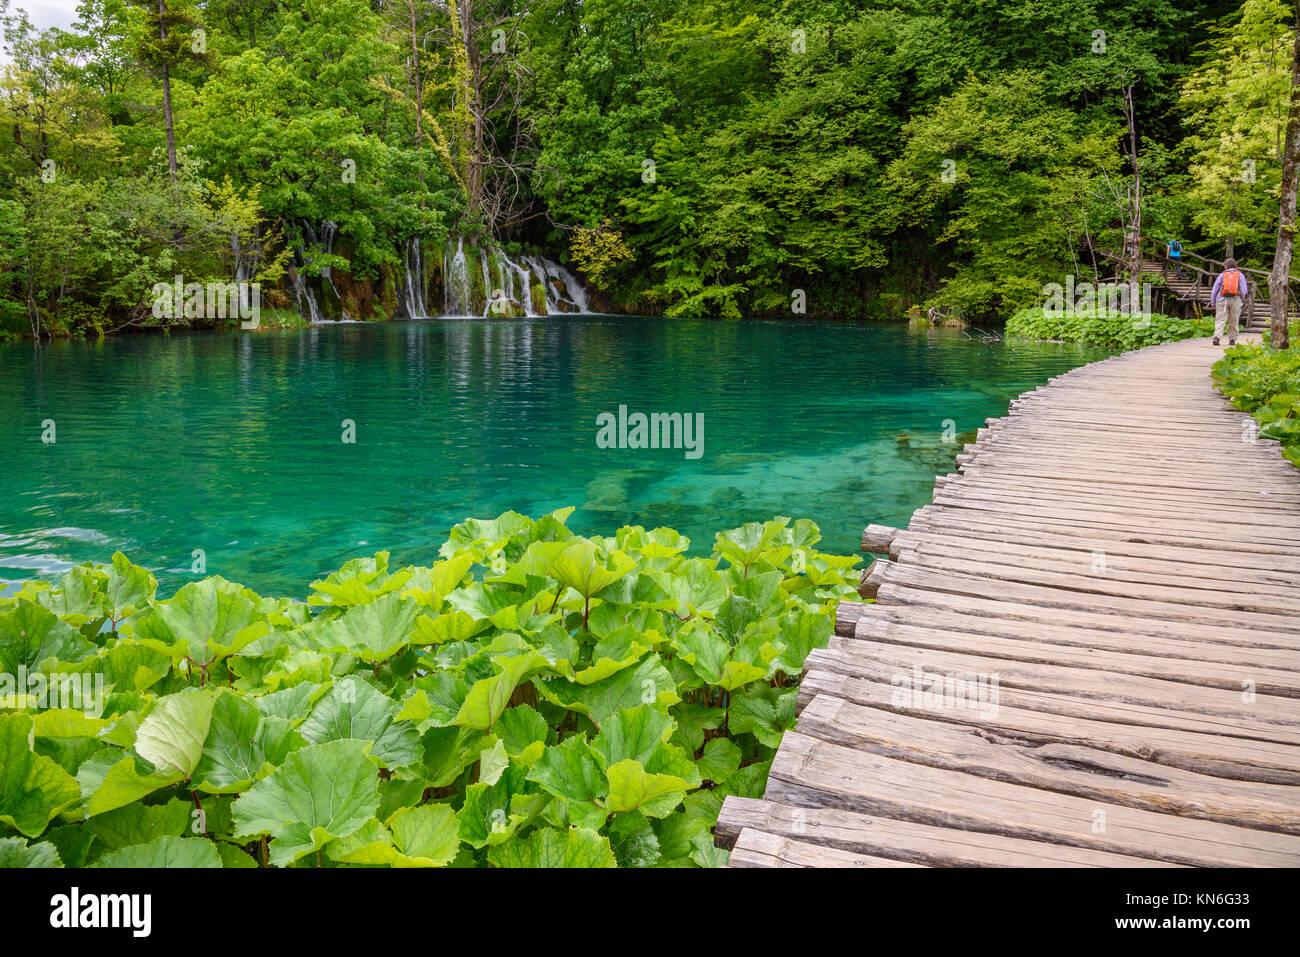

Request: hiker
left=1209, top=258, right=1249, bottom=347
left=1166, top=238, right=1183, bottom=279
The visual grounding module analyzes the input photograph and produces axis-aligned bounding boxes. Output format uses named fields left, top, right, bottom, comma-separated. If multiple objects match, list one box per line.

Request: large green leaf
left=0, top=837, right=63, bottom=867
left=133, top=688, right=217, bottom=779
left=548, top=538, right=636, bottom=600
left=232, top=739, right=380, bottom=866
left=82, top=798, right=191, bottom=853
left=316, top=593, right=421, bottom=664
left=535, top=655, right=679, bottom=725
left=452, top=651, right=551, bottom=732
left=0, top=600, right=98, bottom=674
left=590, top=705, right=674, bottom=769
left=94, top=835, right=222, bottom=868
left=486, top=826, right=616, bottom=868
left=103, top=552, right=156, bottom=619
left=604, top=759, right=690, bottom=817
left=193, top=691, right=304, bottom=793
left=132, top=577, right=268, bottom=666
left=82, top=752, right=183, bottom=817
left=0, top=713, right=82, bottom=836
left=329, top=804, right=462, bottom=867
left=526, top=736, right=606, bottom=807
left=299, top=677, right=421, bottom=770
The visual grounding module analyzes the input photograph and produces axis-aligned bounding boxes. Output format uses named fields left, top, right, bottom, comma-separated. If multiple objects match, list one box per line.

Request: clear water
left=0, top=318, right=1110, bottom=596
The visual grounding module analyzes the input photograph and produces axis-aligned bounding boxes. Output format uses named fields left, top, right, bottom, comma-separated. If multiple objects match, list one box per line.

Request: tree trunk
left=409, top=2, right=422, bottom=149
left=1269, top=10, right=1300, bottom=350
left=1123, top=83, right=1142, bottom=276
left=158, top=0, right=177, bottom=182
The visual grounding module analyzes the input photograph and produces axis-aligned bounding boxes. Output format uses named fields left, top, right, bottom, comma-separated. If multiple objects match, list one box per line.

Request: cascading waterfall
left=442, top=238, right=471, bottom=317
left=478, top=248, right=493, bottom=317
left=404, top=235, right=593, bottom=319
left=289, top=263, right=323, bottom=323
left=403, top=237, right=428, bottom=318
left=524, top=254, right=589, bottom=314
left=319, top=220, right=348, bottom=319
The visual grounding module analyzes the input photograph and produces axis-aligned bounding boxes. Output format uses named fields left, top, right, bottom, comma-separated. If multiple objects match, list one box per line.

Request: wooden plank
left=846, top=614, right=1300, bottom=694
left=892, top=530, right=1300, bottom=591
left=888, top=550, right=1300, bottom=616
left=793, top=694, right=1300, bottom=833
left=872, top=581, right=1300, bottom=650
left=868, top=559, right=1300, bottom=633
left=851, top=601, right=1300, bottom=667
left=716, top=797, right=1180, bottom=867
left=797, top=669, right=1300, bottom=783
left=765, top=733, right=1300, bottom=867
left=727, top=828, right=926, bottom=868
left=805, top=643, right=1300, bottom=731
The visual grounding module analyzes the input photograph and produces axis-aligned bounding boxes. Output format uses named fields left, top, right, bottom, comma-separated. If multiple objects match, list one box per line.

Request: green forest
left=0, top=0, right=1294, bottom=334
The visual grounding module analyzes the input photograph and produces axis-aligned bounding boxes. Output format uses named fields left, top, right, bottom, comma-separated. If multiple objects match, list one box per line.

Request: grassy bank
left=0, top=511, right=859, bottom=868
left=1212, top=343, right=1300, bottom=468
left=1006, top=308, right=1212, bottom=349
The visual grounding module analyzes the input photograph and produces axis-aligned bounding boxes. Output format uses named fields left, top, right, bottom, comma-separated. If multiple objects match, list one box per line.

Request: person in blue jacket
left=1166, top=239, right=1183, bottom=279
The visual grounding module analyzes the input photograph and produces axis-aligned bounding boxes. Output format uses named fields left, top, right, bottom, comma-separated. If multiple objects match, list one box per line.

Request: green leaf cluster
left=1006, top=307, right=1212, bottom=349
left=0, top=510, right=857, bottom=867
left=1213, top=342, right=1300, bottom=467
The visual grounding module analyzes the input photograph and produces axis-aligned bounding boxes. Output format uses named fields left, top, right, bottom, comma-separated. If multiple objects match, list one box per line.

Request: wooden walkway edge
left=717, top=335, right=1300, bottom=867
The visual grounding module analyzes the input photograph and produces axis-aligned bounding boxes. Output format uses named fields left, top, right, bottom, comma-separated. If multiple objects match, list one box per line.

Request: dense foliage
left=1005, top=307, right=1213, bottom=349
left=1213, top=343, right=1300, bottom=466
left=0, top=510, right=859, bottom=868
left=0, top=0, right=1283, bottom=332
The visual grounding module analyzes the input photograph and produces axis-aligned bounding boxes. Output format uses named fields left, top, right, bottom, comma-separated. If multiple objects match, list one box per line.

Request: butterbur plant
left=1213, top=343, right=1300, bottom=468
left=0, top=511, right=858, bottom=868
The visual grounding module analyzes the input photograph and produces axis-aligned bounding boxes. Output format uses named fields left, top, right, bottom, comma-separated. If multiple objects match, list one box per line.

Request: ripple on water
left=0, top=318, right=1111, bottom=595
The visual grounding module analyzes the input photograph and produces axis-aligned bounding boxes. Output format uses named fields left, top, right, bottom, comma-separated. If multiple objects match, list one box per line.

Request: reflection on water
left=0, top=318, right=1109, bottom=595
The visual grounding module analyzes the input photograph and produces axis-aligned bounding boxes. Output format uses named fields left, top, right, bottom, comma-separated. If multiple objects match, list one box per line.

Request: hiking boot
left=1212, top=337, right=1220, bottom=345
left=1228, top=339, right=1236, bottom=346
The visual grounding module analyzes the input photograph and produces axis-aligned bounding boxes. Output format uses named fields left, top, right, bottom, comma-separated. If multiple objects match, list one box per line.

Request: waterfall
left=478, top=248, right=493, bottom=316
left=442, top=238, right=471, bottom=316
left=412, top=236, right=592, bottom=319
left=402, top=237, right=429, bottom=318
left=548, top=261, right=590, bottom=313
left=289, top=266, right=323, bottom=323
left=522, top=254, right=589, bottom=314
left=319, top=220, right=349, bottom=319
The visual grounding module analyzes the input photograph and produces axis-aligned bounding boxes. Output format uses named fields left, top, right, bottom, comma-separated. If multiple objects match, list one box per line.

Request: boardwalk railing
left=1096, top=239, right=1300, bottom=329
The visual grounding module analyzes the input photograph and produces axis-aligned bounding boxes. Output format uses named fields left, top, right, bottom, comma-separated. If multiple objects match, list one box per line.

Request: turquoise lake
left=0, top=318, right=1110, bottom=596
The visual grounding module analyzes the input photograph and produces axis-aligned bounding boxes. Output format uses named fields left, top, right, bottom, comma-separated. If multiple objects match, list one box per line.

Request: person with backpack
left=1209, top=258, right=1249, bottom=346
left=1166, top=239, right=1184, bottom=279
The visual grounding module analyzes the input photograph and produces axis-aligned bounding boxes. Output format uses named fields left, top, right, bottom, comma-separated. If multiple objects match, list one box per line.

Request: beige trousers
left=1214, top=296, right=1243, bottom=339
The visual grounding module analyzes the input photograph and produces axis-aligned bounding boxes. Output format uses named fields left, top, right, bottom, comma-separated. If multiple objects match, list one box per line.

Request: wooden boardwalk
left=716, top=335, right=1300, bottom=867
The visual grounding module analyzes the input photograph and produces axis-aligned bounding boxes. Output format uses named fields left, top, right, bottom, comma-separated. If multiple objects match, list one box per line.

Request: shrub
left=0, top=511, right=858, bottom=868
left=1212, top=343, right=1300, bottom=468
left=1006, top=307, right=1212, bottom=349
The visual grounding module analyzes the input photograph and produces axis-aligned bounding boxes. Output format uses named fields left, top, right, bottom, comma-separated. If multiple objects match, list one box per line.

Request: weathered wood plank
left=793, top=694, right=1300, bottom=833
left=716, top=797, right=1181, bottom=867
left=797, top=669, right=1300, bottom=783
left=728, top=828, right=927, bottom=868
left=766, top=733, right=1300, bottom=867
